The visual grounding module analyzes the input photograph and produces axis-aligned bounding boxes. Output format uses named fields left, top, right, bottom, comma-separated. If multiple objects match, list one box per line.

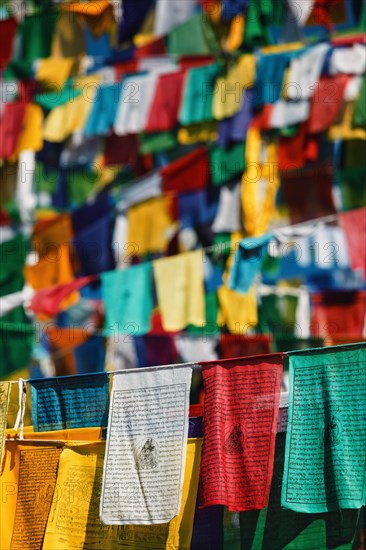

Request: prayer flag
left=199, top=354, right=283, bottom=511
left=282, top=343, right=366, bottom=513
left=100, top=366, right=192, bottom=524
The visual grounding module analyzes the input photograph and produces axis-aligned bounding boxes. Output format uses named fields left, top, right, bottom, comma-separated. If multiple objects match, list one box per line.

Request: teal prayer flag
left=282, top=343, right=366, bottom=513
left=229, top=233, right=272, bottom=293
left=30, top=373, right=110, bottom=432
left=102, top=263, right=153, bottom=336
left=179, top=64, right=219, bottom=126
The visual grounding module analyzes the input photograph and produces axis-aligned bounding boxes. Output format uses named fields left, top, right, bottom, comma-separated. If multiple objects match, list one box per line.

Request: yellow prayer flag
left=225, top=15, right=245, bottom=52
left=153, top=250, right=205, bottom=332
left=43, top=438, right=202, bottom=549
left=213, top=54, right=256, bottom=120
left=14, top=104, right=43, bottom=155
left=241, top=127, right=280, bottom=236
left=127, top=196, right=175, bottom=256
left=43, top=92, right=96, bottom=143
left=0, top=441, right=62, bottom=550
left=35, top=58, right=74, bottom=90
left=217, top=284, right=258, bottom=334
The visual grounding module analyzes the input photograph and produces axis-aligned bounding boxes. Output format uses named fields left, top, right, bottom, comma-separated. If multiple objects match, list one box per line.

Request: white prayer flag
left=100, top=365, right=192, bottom=525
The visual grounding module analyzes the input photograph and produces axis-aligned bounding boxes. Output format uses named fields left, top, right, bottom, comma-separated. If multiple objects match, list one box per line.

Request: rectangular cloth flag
left=199, top=354, right=283, bottom=511
left=229, top=233, right=272, bottom=293
left=44, top=438, right=202, bottom=550
left=0, top=318, right=35, bottom=378
left=29, top=373, right=110, bottom=431
left=102, top=263, right=153, bottom=336
left=0, top=441, right=62, bottom=550
left=310, top=290, right=366, bottom=338
left=282, top=343, right=366, bottom=513
left=100, top=366, right=192, bottom=524
left=153, top=250, right=205, bottom=332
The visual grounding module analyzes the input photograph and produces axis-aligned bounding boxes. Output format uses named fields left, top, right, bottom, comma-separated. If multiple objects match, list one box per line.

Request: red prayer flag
left=278, top=122, right=308, bottom=171
left=312, top=0, right=340, bottom=31
left=310, top=290, right=366, bottom=338
left=103, top=132, right=139, bottom=167
left=280, top=165, right=336, bottom=224
left=252, top=104, right=273, bottom=132
left=161, top=146, right=209, bottom=193
left=308, top=75, right=348, bottom=134
left=0, top=101, right=26, bottom=159
left=145, top=70, right=186, bottom=132
left=331, top=34, right=366, bottom=46
left=0, top=18, right=17, bottom=70
left=339, top=207, right=366, bottom=281
left=199, top=353, right=283, bottom=511
left=29, top=275, right=97, bottom=318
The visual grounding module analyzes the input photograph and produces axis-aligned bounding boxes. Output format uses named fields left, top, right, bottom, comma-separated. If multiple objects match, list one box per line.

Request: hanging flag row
left=1, top=342, right=365, bottom=548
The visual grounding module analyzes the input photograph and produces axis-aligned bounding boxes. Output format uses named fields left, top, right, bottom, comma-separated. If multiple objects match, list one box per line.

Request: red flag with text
left=199, top=353, right=284, bottom=512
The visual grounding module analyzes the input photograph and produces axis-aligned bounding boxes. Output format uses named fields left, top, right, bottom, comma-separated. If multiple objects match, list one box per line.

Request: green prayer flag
left=209, top=234, right=232, bottom=271
left=2, top=60, right=34, bottom=79
left=0, top=314, right=35, bottom=378
left=20, top=10, right=58, bottom=62
left=359, top=0, right=366, bottom=31
left=258, top=293, right=299, bottom=337
left=0, top=234, right=26, bottom=297
left=243, top=0, right=276, bottom=47
left=282, top=343, right=366, bottom=513
left=210, top=141, right=245, bottom=185
left=279, top=125, right=299, bottom=137
left=167, top=14, right=220, bottom=56
left=336, top=167, right=366, bottom=211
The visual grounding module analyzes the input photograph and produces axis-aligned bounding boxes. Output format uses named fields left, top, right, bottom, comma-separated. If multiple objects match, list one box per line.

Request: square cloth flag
left=102, top=263, right=153, bottom=336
